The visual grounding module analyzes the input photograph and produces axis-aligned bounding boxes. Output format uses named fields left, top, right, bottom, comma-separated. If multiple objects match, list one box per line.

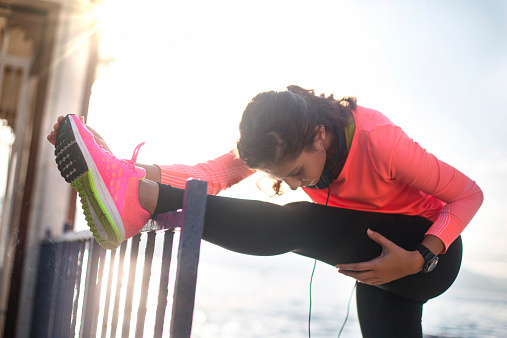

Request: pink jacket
left=158, top=106, right=483, bottom=251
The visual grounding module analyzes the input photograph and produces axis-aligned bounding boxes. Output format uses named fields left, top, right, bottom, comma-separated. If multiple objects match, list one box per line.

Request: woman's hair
left=236, top=85, right=356, bottom=172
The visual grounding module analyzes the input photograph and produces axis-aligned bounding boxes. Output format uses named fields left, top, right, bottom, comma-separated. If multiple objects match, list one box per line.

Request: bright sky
left=88, top=0, right=507, bottom=277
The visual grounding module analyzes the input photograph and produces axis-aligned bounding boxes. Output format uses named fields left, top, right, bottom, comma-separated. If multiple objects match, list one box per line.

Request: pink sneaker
left=54, top=114, right=150, bottom=249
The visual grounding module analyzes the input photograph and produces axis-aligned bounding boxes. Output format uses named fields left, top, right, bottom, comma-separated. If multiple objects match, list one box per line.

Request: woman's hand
left=47, top=115, right=65, bottom=146
left=47, top=115, right=113, bottom=154
left=335, top=229, right=425, bottom=285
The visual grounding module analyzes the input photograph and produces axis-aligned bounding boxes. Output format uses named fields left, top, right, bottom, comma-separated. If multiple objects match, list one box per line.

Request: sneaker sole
left=55, top=115, right=124, bottom=249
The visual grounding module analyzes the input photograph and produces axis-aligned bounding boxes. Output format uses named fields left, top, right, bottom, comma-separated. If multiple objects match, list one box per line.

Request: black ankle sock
left=153, top=183, right=186, bottom=215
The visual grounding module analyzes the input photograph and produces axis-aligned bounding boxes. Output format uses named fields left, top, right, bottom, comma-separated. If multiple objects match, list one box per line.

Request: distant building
left=0, top=1, right=99, bottom=336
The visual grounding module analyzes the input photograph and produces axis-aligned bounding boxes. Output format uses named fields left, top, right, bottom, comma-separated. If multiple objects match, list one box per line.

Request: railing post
left=170, top=179, right=208, bottom=338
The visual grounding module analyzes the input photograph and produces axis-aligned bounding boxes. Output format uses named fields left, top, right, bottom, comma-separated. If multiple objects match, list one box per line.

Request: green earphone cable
left=308, top=187, right=355, bottom=338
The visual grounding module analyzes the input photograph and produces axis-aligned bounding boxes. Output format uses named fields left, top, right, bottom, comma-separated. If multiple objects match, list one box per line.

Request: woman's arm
left=377, top=124, right=484, bottom=253
left=336, top=124, right=483, bottom=284
left=156, top=150, right=256, bottom=195
left=48, top=117, right=254, bottom=193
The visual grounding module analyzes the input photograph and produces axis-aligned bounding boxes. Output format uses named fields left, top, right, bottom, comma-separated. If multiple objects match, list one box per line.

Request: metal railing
left=30, top=180, right=207, bottom=338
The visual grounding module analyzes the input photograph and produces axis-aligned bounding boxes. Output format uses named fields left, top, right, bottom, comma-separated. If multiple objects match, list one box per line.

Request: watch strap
left=415, top=244, right=435, bottom=262
left=415, top=244, right=438, bottom=273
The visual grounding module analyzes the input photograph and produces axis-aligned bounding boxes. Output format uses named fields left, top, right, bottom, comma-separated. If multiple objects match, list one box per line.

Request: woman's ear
left=313, top=126, right=326, bottom=152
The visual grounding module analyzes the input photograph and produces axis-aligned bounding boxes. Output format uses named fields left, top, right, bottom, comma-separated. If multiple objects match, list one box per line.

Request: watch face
left=424, top=257, right=439, bottom=273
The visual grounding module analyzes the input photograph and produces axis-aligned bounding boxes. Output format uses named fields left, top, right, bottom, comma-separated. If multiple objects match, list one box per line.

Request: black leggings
left=155, top=184, right=462, bottom=337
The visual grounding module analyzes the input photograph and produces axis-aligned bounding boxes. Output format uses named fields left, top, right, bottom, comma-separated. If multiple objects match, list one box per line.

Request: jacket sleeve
left=156, top=150, right=255, bottom=195
left=370, top=124, right=483, bottom=252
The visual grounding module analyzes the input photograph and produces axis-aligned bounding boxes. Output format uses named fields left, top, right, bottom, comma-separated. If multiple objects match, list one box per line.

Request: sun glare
left=93, top=0, right=125, bottom=60
left=85, top=0, right=378, bottom=205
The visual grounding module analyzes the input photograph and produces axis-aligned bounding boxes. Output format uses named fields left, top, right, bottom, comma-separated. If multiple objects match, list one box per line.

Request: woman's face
left=263, top=144, right=327, bottom=190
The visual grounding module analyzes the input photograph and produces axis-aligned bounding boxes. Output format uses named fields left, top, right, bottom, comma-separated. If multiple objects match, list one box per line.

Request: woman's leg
left=284, top=202, right=463, bottom=303
left=356, top=283, right=423, bottom=338
left=155, top=184, right=462, bottom=303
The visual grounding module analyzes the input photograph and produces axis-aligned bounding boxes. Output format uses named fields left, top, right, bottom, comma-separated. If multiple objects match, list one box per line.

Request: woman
left=48, top=86, right=483, bottom=337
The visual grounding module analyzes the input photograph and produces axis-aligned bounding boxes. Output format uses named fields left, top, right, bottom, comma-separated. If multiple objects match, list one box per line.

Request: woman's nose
left=284, top=177, right=300, bottom=190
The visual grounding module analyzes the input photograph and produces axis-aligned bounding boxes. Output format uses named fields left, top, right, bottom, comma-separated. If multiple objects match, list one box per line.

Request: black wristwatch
left=415, top=244, right=439, bottom=273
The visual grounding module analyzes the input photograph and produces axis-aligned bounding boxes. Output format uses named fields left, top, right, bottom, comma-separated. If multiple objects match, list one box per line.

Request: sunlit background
left=78, top=0, right=507, bottom=336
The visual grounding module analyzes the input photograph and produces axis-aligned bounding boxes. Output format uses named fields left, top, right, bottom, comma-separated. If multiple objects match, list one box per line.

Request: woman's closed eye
left=290, top=169, right=303, bottom=178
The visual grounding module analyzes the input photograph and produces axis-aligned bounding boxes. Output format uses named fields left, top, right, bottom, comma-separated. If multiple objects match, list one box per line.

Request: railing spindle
left=110, top=241, right=128, bottom=338
left=135, top=231, right=156, bottom=337
left=101, top=248, right=117, bottom=338
left=58, top=241, right=80, bottom=336
left=122, top=233, right=141, bottom=338
left=47, top=242, right=63, bottom=338
left=52, top=241, right=67, bottom=336
left=30, top=242, right=57, bottom=338
left=70, top=240, right=87, bottom=336
left=154, top=230, right=175, bottom=338
left=81, top=240, right=103, bottom=337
